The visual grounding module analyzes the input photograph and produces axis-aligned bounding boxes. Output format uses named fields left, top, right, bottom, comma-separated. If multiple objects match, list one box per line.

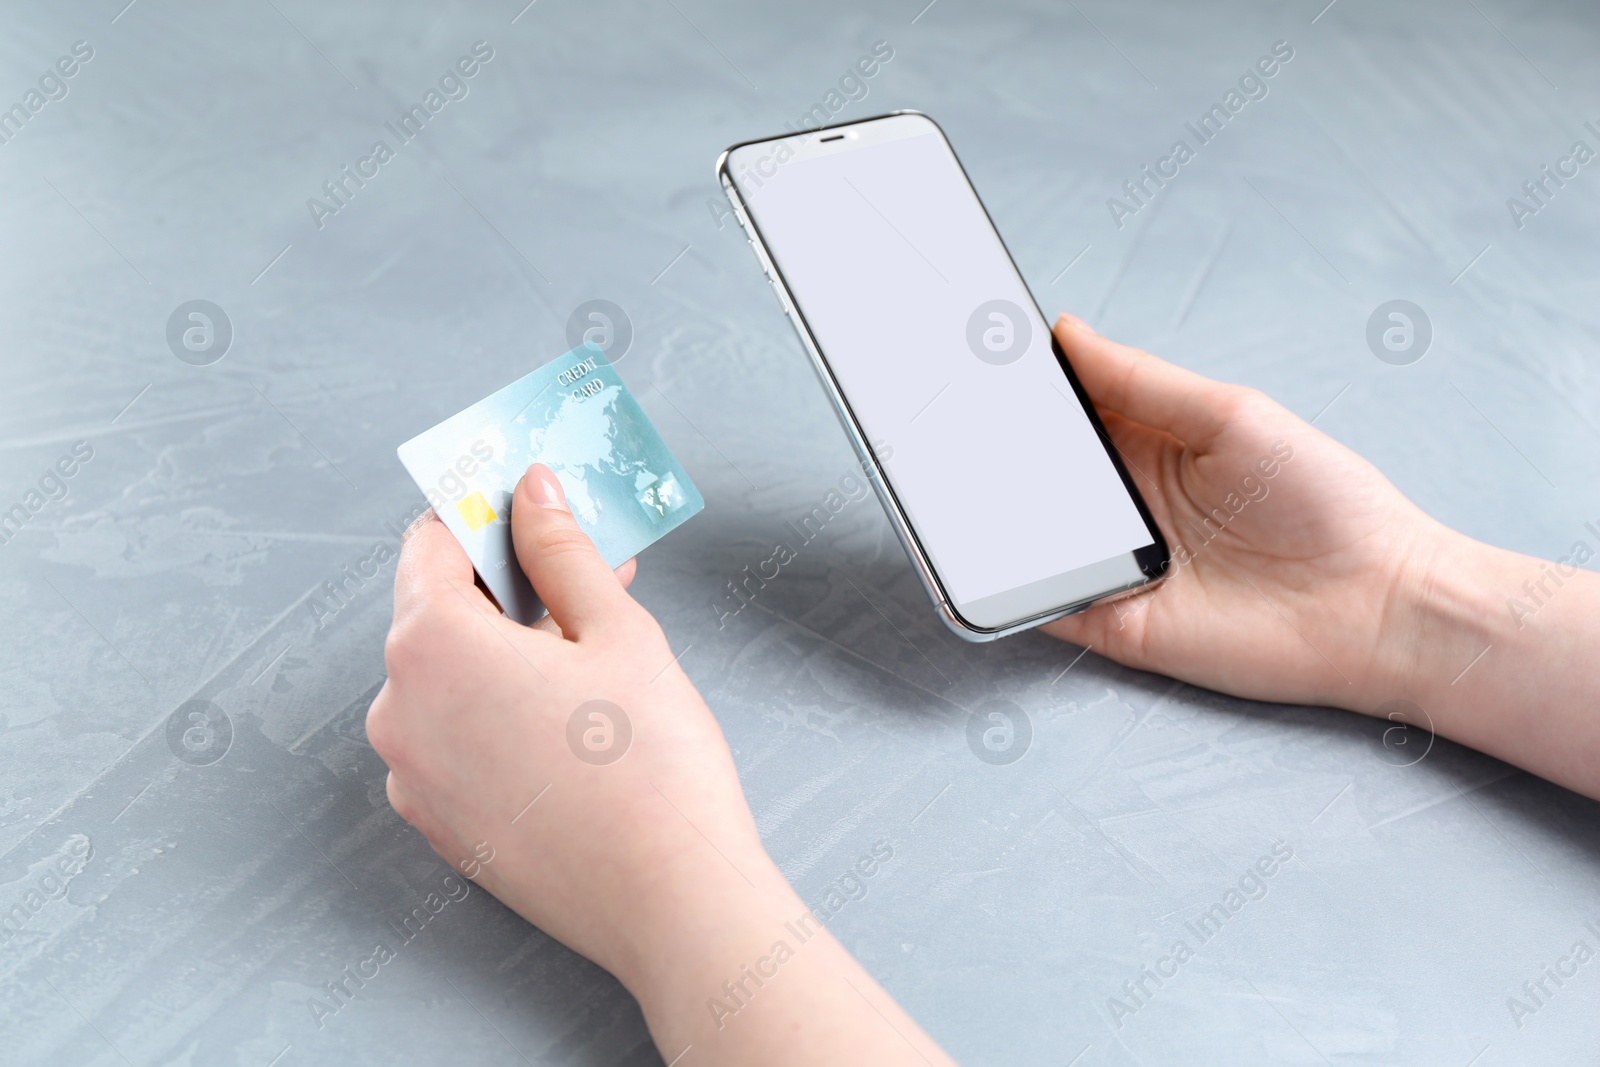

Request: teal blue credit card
left=396, top=345, right=704, bottom=623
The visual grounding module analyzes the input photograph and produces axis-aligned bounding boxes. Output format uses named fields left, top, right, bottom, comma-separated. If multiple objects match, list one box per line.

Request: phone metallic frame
left=716, top=110, right=1170, bottom=641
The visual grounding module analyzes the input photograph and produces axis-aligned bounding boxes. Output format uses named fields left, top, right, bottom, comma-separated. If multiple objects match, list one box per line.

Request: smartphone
left=717, top=111, right=1169, bottom=641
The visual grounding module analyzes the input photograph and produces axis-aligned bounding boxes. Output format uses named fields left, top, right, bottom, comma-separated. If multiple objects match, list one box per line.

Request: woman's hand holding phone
left=1044, top=314, right=1600, bottom=800
left=1041, top=313, right=1433, bottom=710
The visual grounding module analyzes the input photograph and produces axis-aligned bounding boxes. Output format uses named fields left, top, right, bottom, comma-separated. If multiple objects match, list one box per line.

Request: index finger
left=393, top=509, right=501, bottom=621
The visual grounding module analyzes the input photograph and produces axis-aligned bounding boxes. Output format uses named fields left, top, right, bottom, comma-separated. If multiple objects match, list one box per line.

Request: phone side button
left=766, top=277, right=789, bottom=313
left=773, top=283, right=795, bottom=315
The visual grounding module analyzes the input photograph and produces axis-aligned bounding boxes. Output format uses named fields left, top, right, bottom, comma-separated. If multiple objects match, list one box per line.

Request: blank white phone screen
left=733, top=120, right=1152, bottom=607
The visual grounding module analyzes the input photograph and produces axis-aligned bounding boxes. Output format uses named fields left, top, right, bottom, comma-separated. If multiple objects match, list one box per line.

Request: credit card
left=396, top=344, right=704, bottom=623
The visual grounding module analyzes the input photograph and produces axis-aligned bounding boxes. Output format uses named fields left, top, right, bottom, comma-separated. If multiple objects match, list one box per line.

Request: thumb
left=511, top=463, right=633, bottom=638
left=1053, top=313, right=1233, bottom=449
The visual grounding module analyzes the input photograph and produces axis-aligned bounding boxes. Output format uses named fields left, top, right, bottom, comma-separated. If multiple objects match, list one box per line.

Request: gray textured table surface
left=2, top=1, right=1598, bottom=1064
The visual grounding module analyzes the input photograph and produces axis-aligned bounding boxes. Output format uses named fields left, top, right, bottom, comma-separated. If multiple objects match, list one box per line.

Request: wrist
left=608, top=838, right=801, bottom=1001
left=619, top=862, right=956, bottom=1067
left=1366, top=520, right=1600, bottom=797
left=1367, top=521, right=1516, bottom=720
left=617, top=853, right=831, bottom=1049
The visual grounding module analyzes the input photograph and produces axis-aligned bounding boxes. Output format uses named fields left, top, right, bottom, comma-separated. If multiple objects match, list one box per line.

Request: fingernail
left=520, top=465, right=569, bottom=511
left=1057, top=312, right=1096, bottom=335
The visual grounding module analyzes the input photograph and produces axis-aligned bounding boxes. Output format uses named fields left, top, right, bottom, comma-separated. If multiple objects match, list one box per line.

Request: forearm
left=616, top=858, right=956, bottom=1067
left=1376, top=524, right=1600, bottom=798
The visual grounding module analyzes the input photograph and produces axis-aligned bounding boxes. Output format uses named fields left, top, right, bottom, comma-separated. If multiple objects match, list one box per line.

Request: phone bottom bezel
left=931, top=545, right=1168, bottom=643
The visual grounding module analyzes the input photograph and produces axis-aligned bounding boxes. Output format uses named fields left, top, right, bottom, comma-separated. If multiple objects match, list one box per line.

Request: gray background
left=1, top=0, right=1597, bottom=1064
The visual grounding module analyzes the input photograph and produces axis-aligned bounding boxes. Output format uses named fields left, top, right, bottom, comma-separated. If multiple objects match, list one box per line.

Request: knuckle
left=1219, top=386, right=1268, bottom=423
left=385, top=773, right=419, bottom=825
left=383, top=613, right=429, bottom=681
left=365, top=693, right=407, bottom=769
left=532, top=522, right=597, bottom=559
